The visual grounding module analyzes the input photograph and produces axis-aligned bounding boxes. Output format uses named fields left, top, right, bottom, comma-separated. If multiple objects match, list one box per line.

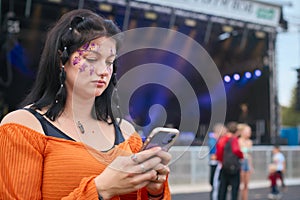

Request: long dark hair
left=21, top=9, right=123, bottom=124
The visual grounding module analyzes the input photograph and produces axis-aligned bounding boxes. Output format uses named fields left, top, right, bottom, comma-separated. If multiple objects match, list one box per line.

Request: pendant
left=77, top=121, right=85, bottom=134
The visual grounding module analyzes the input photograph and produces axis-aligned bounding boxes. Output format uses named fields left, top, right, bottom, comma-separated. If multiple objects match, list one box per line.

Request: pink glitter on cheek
left=73, top=56, right=81, bottom=66
left=89, top=65, right=95, bottom=76
left=79, top=63, right=88, bottom=72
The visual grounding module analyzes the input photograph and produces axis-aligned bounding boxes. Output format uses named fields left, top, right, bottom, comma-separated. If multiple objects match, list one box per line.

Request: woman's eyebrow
left=88, top=50, right=117, bottom=58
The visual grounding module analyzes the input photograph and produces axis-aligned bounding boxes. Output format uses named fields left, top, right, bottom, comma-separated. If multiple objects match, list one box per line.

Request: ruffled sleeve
left=0, top=123, right=100, bottom=200
left=0, top=123, right=46, bottom=199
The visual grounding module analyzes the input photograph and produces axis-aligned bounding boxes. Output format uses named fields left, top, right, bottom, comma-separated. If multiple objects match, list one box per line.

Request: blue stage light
left=224, top=75, right=231, bottom=83
left=245, top=71, right=252, bottom=79
left=254, top=69, right=262, bottom=77
left=233, top=73, right=240, bottom=81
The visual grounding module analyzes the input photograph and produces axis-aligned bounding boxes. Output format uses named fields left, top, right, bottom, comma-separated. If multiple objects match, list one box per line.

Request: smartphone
left=141, top=127, right=180, bottom=151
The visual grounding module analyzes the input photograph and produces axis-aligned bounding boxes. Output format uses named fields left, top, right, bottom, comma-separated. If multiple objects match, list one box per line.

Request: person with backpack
left=208, top=123, right=227, bottom=200
left=216, top=122, right=243, bottom=200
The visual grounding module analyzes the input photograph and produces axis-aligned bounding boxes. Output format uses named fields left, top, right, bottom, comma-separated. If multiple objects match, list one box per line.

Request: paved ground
left=172, top=185, right=299, bottom=200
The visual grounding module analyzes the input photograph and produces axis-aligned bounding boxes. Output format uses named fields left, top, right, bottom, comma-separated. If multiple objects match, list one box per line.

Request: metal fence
left=168, top=146, right=300, bottom=186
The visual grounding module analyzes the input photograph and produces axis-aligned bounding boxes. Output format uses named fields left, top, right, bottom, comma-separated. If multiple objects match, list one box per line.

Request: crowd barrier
left=168, top=145, right=300, bottom=192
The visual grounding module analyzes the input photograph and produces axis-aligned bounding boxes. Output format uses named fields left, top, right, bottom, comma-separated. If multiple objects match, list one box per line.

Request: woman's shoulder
left=118, top=118, right=136, bottom=140
left=1, top=108, right=45, bottom=134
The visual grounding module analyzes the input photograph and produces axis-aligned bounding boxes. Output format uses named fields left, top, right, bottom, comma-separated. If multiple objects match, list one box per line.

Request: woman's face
left=65, top=36, right=117, bottom=99
left=242, top=126, right=251, bottom=139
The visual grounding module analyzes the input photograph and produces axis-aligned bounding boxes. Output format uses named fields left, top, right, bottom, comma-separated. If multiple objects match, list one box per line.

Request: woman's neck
left=63, top=95, right=95, bottom=120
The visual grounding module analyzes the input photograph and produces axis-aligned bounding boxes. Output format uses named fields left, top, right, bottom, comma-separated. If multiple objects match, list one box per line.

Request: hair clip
left=71, top=16, right=85, bottom=28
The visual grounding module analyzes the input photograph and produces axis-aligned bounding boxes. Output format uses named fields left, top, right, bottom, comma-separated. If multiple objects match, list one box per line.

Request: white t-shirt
left=273, top=152, right=285, bottom=171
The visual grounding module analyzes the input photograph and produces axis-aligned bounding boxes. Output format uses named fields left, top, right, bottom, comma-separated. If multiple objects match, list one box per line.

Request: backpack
left=222, top=138, right=241, bottom=175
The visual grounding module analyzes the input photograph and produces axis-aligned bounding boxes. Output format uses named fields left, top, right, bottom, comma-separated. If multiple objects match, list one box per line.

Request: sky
left=260, top=0, right=300, bottom=107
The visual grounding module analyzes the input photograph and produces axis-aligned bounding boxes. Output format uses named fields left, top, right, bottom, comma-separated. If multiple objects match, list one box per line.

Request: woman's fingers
left=155, top=173, right=167, bottom=183
left=155, top=164, right=170, bottom=175
left=131, top=156, right=162, bottom=174
left=131, top=147, right=162, bottom=163
left=155, top=150, right=172, bottom=165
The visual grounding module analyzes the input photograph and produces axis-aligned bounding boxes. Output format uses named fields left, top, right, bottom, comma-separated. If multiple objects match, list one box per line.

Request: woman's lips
left=94, top=80, right=106, bottom=87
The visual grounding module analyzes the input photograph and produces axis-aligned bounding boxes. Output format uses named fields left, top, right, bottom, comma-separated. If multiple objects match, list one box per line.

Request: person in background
left=237, top=123, right=254, bottom=200
left=267, top=163, right=282, bottom=200
left=238, top=103, right=253, bottom=125
left=272, top=145, right=286, bottom=191
left=216, top=122, right=243, bottom=200
left=0, top=9, right=171, bottom=200
left=208, top=123, right=227, bottom=200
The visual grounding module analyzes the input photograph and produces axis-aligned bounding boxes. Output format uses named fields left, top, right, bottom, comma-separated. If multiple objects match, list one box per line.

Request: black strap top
left=23, top=108, right=125, bottom=145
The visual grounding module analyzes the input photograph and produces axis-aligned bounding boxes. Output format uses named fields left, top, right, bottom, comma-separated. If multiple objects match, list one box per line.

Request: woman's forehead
left=83, top=37, right=116, bottom=50
left=77, top=37, right=117, bottom=57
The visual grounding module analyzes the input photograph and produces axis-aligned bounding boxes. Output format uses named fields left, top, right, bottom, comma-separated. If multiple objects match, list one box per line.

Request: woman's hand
left=146, top=150, right=172, bottom=196
left=94, top=147, right=170, bottom=199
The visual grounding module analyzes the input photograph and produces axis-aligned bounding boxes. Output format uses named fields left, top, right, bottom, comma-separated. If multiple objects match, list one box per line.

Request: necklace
left=77, top=121, right=85, bottom=134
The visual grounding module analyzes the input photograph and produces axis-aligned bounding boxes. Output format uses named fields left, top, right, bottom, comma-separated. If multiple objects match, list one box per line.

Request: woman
left=237, top=123, right=253, bottom=200
left=0, top=9, right=171, bottom=200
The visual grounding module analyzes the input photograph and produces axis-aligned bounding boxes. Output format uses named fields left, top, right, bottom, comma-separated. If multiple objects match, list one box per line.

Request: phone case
left=141, top=127, right=180, bottom=151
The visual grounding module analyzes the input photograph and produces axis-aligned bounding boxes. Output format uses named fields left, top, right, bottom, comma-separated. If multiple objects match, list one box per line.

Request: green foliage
left=281, top=106, right=300, bottom=126
left=281, top=87, right=300, bottom=126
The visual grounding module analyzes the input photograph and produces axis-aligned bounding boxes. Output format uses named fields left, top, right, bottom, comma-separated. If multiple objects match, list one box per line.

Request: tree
left=281, top=87, right=300, bottom=126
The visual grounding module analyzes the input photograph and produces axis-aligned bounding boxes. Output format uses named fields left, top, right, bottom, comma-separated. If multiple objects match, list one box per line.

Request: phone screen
left=141, top=127, right=179, bottom=151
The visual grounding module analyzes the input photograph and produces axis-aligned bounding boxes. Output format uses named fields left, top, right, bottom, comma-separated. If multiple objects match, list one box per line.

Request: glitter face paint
left=72, top=39, right=116, bottom=76
left=89, top=65, right=95, bottom=76
left=79, top=63, right=88, bottom=72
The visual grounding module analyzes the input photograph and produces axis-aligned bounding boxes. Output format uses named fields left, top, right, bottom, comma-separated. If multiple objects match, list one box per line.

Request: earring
left=60, top=65, right=66, bottom=87
left=55, top=65, right=66, bottom=104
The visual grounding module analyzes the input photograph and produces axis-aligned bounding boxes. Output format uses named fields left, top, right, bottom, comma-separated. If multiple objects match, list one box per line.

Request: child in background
left=268, top=163, right=282, bottom=200
left=272, top=145, right=286, bottom=190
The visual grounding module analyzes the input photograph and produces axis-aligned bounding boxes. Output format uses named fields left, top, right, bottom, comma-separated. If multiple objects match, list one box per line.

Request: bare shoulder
left=118, top=119, right=136, bottom=140
left=1, top=109, right=45, bottom=134
left=249, top=139, right=253, bottom=146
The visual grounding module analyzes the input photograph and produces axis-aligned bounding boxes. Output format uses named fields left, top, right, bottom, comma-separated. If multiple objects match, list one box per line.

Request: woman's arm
left=0, top=124, right=45, bottom=199
left=0, top=123, right=100, bottom=200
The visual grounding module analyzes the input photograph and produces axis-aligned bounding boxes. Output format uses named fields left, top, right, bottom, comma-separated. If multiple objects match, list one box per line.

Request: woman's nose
left=95, top=63, right=110, bottom=76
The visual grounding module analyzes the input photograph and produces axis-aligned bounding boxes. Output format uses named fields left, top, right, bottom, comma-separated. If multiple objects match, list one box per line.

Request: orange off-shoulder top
left=0, top=123, right=171, bottom=200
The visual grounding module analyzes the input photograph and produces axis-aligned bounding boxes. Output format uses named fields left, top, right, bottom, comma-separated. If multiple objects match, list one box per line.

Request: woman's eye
left=85, top=57, right=97, bottom=62
left=106, top=61, right=114, bottom=66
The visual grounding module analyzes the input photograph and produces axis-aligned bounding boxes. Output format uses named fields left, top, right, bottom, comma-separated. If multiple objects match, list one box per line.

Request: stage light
left=222, top=25, right=233, bottom=33
left=184, top=19, right=197, bottom=27
left=224, top=75, right=231, bottom=83
left=254, top=69, right=262, bottom=77
left=255, top=31, right=266, bottom=39
left=144, top=12, right=157, bottom=20
left=245, top=72, right=252, bottom=79
left=99, top=4, right=112, bottom=12
left=233, top=73, right=240, bottom=81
